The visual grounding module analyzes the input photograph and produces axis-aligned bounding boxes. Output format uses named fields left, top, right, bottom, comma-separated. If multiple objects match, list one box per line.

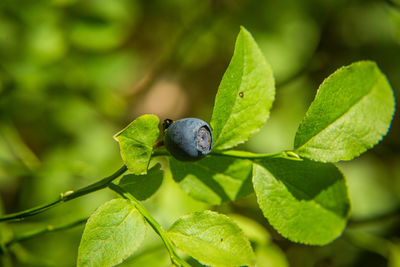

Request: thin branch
left=152, top=149, right=303, bottom=161
left=211, top=150, right=303, bottom=161
left=5, top=218, right=88, bottom=247
left=108, top=183, right=190, bottom=267
left=0, top=165, right=128, bottom=222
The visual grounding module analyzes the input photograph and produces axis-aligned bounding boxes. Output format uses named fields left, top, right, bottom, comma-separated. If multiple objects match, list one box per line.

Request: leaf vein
left=296, top=82, right=377, bottom=151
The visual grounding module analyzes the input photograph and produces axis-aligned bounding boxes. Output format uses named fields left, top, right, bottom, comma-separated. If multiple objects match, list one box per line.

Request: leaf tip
left=239, top=25, right=248, bottom=32
left=238, top=25, right=253, bottom=39
left=113, top=132, right=121, bottom=142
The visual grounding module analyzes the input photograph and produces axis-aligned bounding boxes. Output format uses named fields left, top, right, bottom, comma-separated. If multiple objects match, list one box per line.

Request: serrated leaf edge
left=252, top=162, right=351, bottom=245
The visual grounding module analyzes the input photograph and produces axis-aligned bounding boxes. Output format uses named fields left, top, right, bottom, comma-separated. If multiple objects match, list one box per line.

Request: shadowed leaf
left=253, top=158, right=350, bottom=245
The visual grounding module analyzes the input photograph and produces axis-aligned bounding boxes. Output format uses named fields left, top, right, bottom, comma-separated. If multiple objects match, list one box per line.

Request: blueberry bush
left=0, top=26, right=395, bottom=266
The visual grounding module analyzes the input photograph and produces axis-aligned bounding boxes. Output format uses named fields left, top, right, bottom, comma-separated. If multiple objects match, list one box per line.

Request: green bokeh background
left=0, top=0, right=399, bottom=266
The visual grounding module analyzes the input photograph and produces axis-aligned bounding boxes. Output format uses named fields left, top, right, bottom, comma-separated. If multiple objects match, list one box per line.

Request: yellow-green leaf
left=77, top=199, right=146, bottom=267
left=210, top=27, right=275, bottom=150
left=168, top=210, right=255, bottom=267
left=294, top=61, right=395, bottom=162
left=114, top=114, right=160, bottom=174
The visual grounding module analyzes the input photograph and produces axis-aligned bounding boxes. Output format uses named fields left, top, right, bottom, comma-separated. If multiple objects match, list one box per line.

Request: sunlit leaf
left=294, top=61, right=395, bottom=162
left=114, top=114, right=160, bottom=174
left=210, top=26, right=275, bottom=150
left=77, top=199, right=146, bottom=267
left=168, top=210, right=255, bottom=267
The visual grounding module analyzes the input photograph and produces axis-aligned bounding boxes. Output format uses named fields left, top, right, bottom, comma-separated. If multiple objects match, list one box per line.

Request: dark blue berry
left=164, top=118, right=212, bottom=161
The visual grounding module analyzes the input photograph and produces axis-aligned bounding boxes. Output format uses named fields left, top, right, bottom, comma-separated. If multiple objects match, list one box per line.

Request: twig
left=152, top=149, right=303, bottom=161
left=4, top=218, right=88, bottom=247
left=211, top=150, right=303, bottom=161
left=0, top=165, right=127, bottom=222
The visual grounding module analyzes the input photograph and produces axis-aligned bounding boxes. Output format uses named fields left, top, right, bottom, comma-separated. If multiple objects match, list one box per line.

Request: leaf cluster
left=9, top=26, right=393, bottom=266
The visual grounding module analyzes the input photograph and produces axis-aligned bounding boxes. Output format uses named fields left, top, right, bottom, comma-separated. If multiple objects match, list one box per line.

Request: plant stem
left=0, top=165, right=128, bottom=222
left=153, top=149, right=303, bottom=161
left=211, top=150, right=303, bottom=161
left=108, top=183, right=190, bottom=267
left=5, top=218, right=88, bottom=247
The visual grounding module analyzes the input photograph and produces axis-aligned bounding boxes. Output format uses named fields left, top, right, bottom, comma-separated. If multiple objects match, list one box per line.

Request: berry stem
left=153, top=140, right=164, bottom=149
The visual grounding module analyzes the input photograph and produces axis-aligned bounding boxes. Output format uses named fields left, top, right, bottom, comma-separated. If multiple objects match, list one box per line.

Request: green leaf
left=119, top=164, right=163, bottom=201
left=169, top=155, right=253, bottom=205
left=252, top=158, right=350, bottom=245
left=210, top=26, right=275, bottom=150
left=118, top=246, right=170, bottom=267
left=294, top=61, right=395, bottom=162
left=114, top=114, right=160, bottom=174
left=168, top=210, right=255, bottom=267
left=77, top=199, right=146, bottom=267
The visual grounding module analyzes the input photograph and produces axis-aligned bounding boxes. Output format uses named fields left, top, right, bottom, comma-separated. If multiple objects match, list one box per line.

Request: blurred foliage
left=0, top=0, right=399, bottom=266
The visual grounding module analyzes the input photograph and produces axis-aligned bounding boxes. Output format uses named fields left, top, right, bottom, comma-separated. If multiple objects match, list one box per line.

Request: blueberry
left=164, top=118, right=213, bottom=161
